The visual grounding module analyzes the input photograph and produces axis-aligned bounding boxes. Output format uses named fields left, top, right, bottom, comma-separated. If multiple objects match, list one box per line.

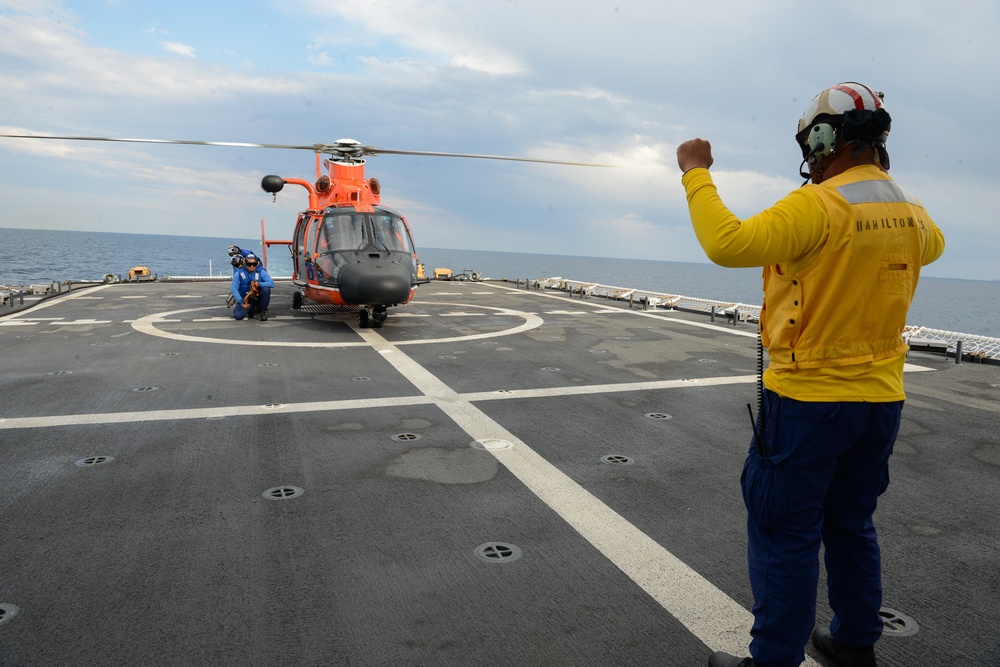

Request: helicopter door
left=292, top=213, right=309, bottom=279
left=303, top=215, right=321, bottom=282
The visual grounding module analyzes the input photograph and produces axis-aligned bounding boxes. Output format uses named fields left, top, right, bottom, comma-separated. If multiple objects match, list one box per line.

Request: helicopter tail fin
left=259, top=218, right=293, bottom=273
left=260, top=218, right=269, bottom=268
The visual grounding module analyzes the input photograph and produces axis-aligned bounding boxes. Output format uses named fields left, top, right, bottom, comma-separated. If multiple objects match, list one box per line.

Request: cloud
left=161, top=41, right=195, bottom=58
left=1, top=0, right=998, bottom=281
left=306, top=38, right=332, bottom=67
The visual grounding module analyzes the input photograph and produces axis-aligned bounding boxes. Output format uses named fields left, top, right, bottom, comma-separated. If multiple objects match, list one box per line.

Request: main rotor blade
left=0, top=133, right=317, bottom=151
left=360, top=146, right=612, bottom=167
left=0, top=133, right=614, bottom=167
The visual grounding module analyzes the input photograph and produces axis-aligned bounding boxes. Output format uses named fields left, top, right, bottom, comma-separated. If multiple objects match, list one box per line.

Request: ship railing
left=1, top=288, right=25, bottom=307
left=535, top=277, right=761, bottom=323
left=534, top=277, right=1000, bottom=363
left=161, top=275, right=294, bottom=282
left=903, top=327, right=1000, bottom=363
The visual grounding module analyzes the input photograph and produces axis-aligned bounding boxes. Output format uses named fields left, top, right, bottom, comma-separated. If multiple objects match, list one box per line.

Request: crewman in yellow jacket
left=677, top=83, right=945, bottom=667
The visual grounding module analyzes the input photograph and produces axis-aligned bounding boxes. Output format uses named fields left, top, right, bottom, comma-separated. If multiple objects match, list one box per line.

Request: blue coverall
left=230, top=264, right=274, bottom=320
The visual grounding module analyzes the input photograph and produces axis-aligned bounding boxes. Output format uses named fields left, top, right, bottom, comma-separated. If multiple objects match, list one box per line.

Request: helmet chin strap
left=851, top=141, right=891, bottom=171
left=799, top=157, right=813, bottom=184
left=799, top=150, right=828, bottom=185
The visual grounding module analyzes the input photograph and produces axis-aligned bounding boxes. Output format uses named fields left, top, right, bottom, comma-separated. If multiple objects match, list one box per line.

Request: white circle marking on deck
left=130, top=302, right=542, bottom=347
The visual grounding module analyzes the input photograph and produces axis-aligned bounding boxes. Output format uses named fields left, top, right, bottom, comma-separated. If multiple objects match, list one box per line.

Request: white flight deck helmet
left=795, top=82, right=892, bottom=176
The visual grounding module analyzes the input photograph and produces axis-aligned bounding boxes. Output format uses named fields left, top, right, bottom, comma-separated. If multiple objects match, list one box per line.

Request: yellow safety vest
left=763, top=168, right=933, bottom=370
left=682, top=164, right=945, bottom=401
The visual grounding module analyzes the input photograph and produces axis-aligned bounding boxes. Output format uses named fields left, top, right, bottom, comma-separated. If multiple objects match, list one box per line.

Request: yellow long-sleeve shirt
left=682, top=164, right=945, bottom=401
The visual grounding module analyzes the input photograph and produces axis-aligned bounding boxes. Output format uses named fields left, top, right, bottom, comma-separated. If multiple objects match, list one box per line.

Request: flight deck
left=1, top=280, right=998, bottom=666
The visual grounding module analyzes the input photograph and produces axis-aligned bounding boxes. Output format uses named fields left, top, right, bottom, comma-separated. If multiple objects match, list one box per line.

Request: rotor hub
left=315, top=138, right=367, bottom=163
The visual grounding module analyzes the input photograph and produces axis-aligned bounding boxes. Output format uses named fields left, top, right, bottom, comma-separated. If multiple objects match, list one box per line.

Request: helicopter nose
left=338, top=261, right=413, bottom=305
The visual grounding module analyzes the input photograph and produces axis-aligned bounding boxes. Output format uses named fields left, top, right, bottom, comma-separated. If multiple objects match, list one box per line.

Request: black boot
left=811, top=626, right=877, bottom=667
left=258, top=308, right=268, bottom=322
left=708, top=653, right=754, bottom=667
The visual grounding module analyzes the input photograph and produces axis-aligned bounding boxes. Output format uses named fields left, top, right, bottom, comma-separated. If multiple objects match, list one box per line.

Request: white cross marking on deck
left=350, top=326, right=812, bottom=662
left=0, top=342, right=779, bottom=660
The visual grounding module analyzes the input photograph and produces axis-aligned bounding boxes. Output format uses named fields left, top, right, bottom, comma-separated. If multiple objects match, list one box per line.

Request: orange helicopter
left=0, top=133, right=606, bottom=327
left=257, top=140, right=421, bottom=329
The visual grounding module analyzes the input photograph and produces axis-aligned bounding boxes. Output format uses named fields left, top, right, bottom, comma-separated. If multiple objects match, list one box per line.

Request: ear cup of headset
left=806, top=123, right=837, bottom=161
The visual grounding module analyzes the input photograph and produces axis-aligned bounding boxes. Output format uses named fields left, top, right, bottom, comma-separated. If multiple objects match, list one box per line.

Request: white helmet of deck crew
left=795, top=81, right=893, bottom=171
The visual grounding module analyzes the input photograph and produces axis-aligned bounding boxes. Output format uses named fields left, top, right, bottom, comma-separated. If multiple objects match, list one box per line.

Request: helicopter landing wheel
left=292, top=291, right=302, bottom=310
left=358, top=308, right=370, bottom=328
left=372, top=307, right=387, bottom=329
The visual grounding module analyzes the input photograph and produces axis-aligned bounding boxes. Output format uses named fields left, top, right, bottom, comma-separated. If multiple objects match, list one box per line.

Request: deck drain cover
left=474, top=542, right=522, bottom=563
left=258, top=362, right=277, bottom=367
left=471, top=438, right=513, bottom=451
left=48, top=370, right=72, bottom=375
left=0, top=604, right=18, bottom=626
left=541, top=367, right=561, bottom=372
left=262, top=403, right=283, bottom=409
left=590, top=349, right=608, bottom=354
left=646, top=412, right=673, bottom=420
left=698, top=359, right=717, bottom=363
left=160, top=352, right=180, bottom=357
left=439, top=355, right=457, bottom=360
left=75, top=456, right=114, bottom=467
left=391, top=433, right=421, bottom=442
left=352, top=376, right=372, bottom=382
left=263, top=486, right=304, bottom=500
left=601, top=454, right=635, bottom=465
left=880, top=607, right=919, bottom=637
left=133, top=386, right=159, bottom=392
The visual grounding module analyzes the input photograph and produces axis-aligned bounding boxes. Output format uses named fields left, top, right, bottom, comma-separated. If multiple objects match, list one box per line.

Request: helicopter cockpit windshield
left=310, top=209, right=415, bottom=286
left=318, top=212, right=366, bottom=252
left=371, top=213, right=414, bottom=254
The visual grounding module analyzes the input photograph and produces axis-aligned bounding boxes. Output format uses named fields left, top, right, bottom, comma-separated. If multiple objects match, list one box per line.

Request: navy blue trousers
left=233, top=286, right=271, bottom=320
left=743, top=388, right=901, bottom=667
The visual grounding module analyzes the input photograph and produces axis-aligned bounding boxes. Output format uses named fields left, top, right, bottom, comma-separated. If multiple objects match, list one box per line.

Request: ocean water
left=1, top=227, right=997, bottom=337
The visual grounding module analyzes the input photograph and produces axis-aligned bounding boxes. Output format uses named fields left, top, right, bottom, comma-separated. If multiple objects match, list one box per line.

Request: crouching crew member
left=231, top=253, right=274, bottom=321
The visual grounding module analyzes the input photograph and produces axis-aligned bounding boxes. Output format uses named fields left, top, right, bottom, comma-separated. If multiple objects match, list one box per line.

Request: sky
left=1, top=0, right=998, bottom=281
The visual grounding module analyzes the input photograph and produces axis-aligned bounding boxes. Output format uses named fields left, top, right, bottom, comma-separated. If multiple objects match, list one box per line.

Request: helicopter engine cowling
left=337, top=260, right=412, bottom=306
left=260, top=175, right=285, bottom=194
